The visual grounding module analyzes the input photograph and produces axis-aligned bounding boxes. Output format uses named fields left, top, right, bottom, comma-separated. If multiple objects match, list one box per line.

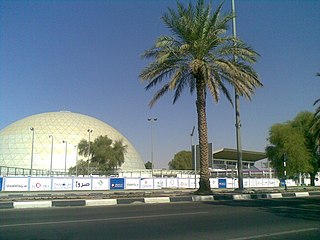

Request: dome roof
left=0, top=111, right=145, bottom=172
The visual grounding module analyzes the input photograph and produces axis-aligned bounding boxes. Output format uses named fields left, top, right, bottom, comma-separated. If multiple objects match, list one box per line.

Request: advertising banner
left=209, top=178, right=217, bottom=188
left=52, top=178, right=73, bottom=191
left=226, top=178, right=234, bottom=188
left=233, top=178, right=239, bottom=188
left=243, top=178, right=250, bottom=188
left=262, top=178, right=269, bottom=187
left=178, top=178, right=189, bottom=189
left=0, top=177, right=3, bottom=191
left=249, top=178, right=256, bottom=188
left=92, top=178, right=109, bottom=190
left=140, top=178, right=153, bottom=189
left=154, top=178, right=166, bottom=189
left=30, top=178, right=52, bottom=191
left=189, top=178, right=199, bottom=188
left=256, top=178, right=263, bottom=187
left=218, top=178, right=227, bottom=188
left=110, top=178, right=125, bottom=190
left=166, top=178, right=178, bottom=188
left=125, top=178, right=140, bottom=190
left=73, top=178, right=92, bottom=190
left=3, top=177, right=29, bottom=191
left=268, top=178, right=275, bottom=187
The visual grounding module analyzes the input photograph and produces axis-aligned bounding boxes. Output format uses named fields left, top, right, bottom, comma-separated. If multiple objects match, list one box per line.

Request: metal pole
left=190, top=126, right=197, bottom=189
left=75, top=145, right=78, bottom=176
left=49, top=135, right=53, bottom=176
left=63, top=140, right=68, bottom=175
left=148, top=118, right=157, bottom=177
left=87, top=129, right=93, bottom=176
left=284, top=153, right=287, bottom=191
left=30, top=127, right=35, bottom=175
left=232, top=0, right=244, bottom=190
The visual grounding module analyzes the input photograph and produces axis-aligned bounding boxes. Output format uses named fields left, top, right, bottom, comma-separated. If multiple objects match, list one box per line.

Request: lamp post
left=87, top=129, right=93, bottom=176
left=30, top=127, right=35, bottom=176
left=63, top=140, right=68, bottom=175
left=231, top=0, right=244, bottom=190
left=75, top=145, right=78, bottom=176
left=148, top=118, right=157, bottom=177
left=283, top=153, right=287, bottom=191
left=49, top=135, right=54, bottom=176
left=190, top=126, right=197, bottom=189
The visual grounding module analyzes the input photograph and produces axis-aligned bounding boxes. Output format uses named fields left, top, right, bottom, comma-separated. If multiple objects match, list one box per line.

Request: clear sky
left=1, top=0, right=319, bottom=169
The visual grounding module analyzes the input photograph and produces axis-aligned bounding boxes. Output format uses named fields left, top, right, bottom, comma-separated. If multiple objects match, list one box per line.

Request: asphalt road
left=0, top=197, right=319, bottom=240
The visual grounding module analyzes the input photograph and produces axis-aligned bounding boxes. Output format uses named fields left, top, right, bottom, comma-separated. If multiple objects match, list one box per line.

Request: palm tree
left=140, top=0, right=262, bottom=194
left=312, top=73, right=320, bottom=146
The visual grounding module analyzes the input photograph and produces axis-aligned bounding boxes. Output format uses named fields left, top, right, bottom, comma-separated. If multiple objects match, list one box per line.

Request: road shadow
left=203, top=197, right=320, bottom=222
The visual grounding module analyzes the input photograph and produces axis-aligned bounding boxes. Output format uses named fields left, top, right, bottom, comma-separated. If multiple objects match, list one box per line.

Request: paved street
left=0, top=197, right=319, bottom=240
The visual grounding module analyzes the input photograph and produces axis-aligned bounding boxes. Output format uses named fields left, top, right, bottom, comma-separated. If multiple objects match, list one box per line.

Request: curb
left=1, top=191, right=319, bottom=210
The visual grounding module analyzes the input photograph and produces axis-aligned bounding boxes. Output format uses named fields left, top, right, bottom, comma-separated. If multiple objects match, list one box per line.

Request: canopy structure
left=213, top=148, right=266, bottom=162
left=211, top=148, right=267, bottom=170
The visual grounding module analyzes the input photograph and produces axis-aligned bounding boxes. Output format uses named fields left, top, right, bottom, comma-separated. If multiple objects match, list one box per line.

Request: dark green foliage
left=69, top=135, right=127, bottom=175
left=168, top=150, right=192, bottom=170
left=266, top=111, right=319, bottom=185
left=145, top=161, right=152, bottom=169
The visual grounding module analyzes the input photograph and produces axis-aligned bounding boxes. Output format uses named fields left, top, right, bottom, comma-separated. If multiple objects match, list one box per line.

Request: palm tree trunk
left=195, top=80, right=212, bottom=194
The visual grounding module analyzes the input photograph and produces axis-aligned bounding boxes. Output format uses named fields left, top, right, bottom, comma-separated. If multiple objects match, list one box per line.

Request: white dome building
left=0, top=111, right=145, bottom=172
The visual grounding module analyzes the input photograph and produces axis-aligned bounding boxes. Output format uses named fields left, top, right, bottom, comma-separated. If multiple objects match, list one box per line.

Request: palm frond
left=149, top=84, right=170, bottom=107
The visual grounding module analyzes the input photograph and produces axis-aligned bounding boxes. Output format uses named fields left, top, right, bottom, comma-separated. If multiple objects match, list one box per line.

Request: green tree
left=168, top=150, right=192, bottom=170
left=68, top=160, right=98, bottom=176
left=266, top=111, right=319, bottom=185
left=145, top=161, right=152, bottom=169
left=75, top=135, right=127, bottom=174
left=139, top=0, right=261, bottom=194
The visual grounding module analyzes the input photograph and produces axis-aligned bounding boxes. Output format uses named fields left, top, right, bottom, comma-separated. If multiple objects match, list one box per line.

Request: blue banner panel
left=0, top=177, right=3, bottom=191
left=280, top=179, right=286, bottom=187
left=218, top=179, right=227, bottom=188
left=110, top=178, right=125, bottom=190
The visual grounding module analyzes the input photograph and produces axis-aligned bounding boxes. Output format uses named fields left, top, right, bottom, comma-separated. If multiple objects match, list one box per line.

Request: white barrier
left=125, top=178, right=140, bottom=190
left=30, top=177, right=52, bottom=191
left=140, top=178, right=154, bottom=189
left=73, top=178, right=92, bottom=191
left=92, top=178, right=110, bottom=190
left=3, top=177, right=29, bottom=191
left=86, top=199, right=117, bottom=206
left=0, top=176, right=284, bottom=192
left=52, top=178, right=72, bottom=191
left=13, top=201, right=52, bottom=209
left=154, top=178, right=166, bottom=189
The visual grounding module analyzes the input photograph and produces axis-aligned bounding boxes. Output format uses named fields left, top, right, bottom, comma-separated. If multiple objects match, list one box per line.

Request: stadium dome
left=0, top=111, right=145, bottom=172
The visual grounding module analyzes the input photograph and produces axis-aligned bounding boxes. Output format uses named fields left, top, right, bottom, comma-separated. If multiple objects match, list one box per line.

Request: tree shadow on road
left=204, top=197, right=320, bottom=222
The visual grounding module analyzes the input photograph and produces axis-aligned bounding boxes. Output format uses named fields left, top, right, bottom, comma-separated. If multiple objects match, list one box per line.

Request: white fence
left=0, top=176, right=285, bottom=192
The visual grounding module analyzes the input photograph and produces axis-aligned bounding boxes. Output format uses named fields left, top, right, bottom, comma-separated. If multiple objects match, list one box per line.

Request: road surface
left=0, top=197, right=319, bottom=240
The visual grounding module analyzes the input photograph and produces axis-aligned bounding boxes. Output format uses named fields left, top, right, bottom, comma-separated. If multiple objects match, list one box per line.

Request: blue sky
left=1, top=0, right=319, bottom=168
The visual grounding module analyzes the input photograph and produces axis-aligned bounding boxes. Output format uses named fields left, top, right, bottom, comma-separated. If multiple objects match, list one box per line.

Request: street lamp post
left=30, top=127, right=35, bottom=176
left=87, top=129, right=93, bottom=176
left=148, top=118, right=157, bottom=177
left=49, top=135, right=54, bottom=176
left=63, top=140, right=68, bottom=175
left=231, top=0, right=244, bottom=190
left=190, top=126, right=197, bottom=189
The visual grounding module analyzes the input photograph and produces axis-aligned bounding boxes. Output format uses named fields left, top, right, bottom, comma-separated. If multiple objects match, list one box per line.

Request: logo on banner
left=0, top=177, right=3, bottom=191
left=75, top=181, right=90, bottom=188
left=110, top=178, right=124, bottom=190
left=218, top=179, right=227, bottom=188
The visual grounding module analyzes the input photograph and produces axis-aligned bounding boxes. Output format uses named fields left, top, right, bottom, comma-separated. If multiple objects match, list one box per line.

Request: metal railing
left=0, top=166, right=65, bottom=176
